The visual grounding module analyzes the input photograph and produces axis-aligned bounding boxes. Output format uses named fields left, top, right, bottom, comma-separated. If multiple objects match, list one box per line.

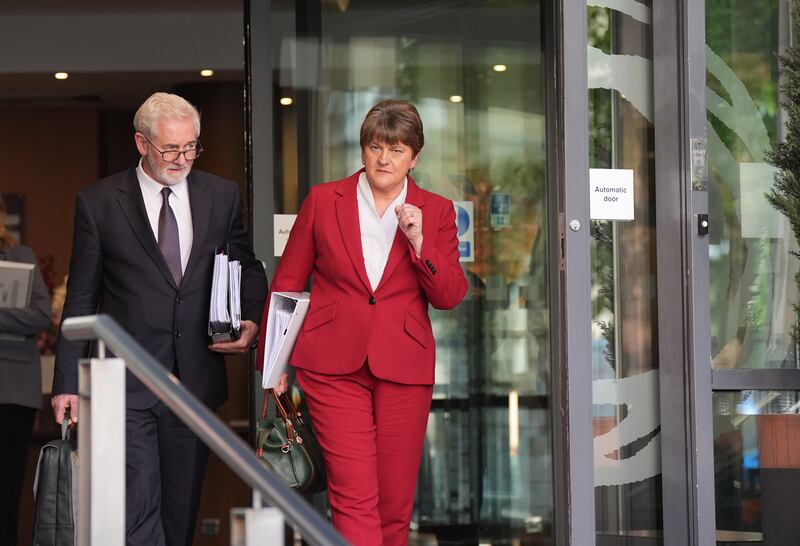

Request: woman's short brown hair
left=360, top=99, right=424, bottom=157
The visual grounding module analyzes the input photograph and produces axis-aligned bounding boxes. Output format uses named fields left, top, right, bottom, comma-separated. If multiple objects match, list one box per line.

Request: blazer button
left=369, top=296, right=376, bottom=305
left=174, top=330, right=181, bottom=338
left=175, top=297, right=182, bottom=304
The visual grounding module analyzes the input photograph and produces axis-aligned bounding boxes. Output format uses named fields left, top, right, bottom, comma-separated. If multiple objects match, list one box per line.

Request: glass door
left=247, top=0, right=709, bottom=543
left=250, top=1, right=559, bottom=544
left=586, top=1, right=664, bottom=543
left=704, top=1, right=800, bottom=544
left=565, top=0, right=714, bottom=543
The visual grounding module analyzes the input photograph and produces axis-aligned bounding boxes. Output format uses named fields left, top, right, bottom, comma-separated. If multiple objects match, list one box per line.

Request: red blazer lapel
left=334, top=171, right=374, bottom=295
left=379, top=175, right=427, bottom=289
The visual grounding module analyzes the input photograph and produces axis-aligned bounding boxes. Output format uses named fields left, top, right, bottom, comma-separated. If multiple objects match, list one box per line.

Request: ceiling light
left=54, top=72, right=69, bottom=80
left=200, top=69, right=215, bottom=77
left=449, top=95, right=463, bottom=103
left=280, top=97, right=293, bottom=106
left=492, top=64, right=508, bottom=72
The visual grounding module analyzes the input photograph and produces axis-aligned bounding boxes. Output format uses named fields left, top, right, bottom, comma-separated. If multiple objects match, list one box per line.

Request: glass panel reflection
left=714, top=390, right=800, bottom=545
left=588, top=1, right=663, bottom=543
left=706, top=0, right=794, bottom=370
left=268, top=1, right=554, bottom=544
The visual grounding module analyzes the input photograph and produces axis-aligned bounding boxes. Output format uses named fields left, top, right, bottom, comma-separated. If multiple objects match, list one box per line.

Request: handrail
left=62, top=314, right=347, bottom=546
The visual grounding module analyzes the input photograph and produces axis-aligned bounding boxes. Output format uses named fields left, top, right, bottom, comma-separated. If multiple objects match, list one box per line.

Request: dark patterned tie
left=158, top=187, right=182, bottom=286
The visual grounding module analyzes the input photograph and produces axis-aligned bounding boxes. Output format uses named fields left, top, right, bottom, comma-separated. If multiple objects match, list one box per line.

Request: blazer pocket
left=404, top=312, right=428, bottom=348
left=303, top=301, right=337, bottom=332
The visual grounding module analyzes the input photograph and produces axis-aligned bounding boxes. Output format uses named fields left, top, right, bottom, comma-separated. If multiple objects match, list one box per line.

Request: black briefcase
left=32, top=418, right=78, bottom=546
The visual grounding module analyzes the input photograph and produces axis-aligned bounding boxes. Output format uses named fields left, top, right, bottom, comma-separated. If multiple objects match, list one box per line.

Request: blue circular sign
left=455, top=205, right=470, bottom=236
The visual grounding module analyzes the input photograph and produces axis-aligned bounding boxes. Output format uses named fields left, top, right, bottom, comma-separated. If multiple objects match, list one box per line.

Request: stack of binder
left=0, top=260, right=34, bottom=308
left=208, top=251, right=242, bottom=342
left=0, top=260, right=35, bottom=341
left=261, top=292, right=310, bottom=388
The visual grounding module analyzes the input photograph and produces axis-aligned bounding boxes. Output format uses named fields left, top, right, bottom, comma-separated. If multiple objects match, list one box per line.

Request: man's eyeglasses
left=144, top=135, right=203, bottom=162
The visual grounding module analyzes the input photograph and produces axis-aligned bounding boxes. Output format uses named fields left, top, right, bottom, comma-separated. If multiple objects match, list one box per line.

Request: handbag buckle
left=281, top=444, right=292, bottom=454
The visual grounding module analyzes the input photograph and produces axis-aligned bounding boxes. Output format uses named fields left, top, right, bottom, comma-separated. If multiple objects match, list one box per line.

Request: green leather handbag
left=256, top=389, right=327, bottom=494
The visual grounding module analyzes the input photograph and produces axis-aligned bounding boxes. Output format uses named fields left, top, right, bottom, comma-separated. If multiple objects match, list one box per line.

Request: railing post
left=230, top=507, right=284, bottom=546
left=78, top=359, right=91, bottom=546
left=78, top=357, right=126, bottom=545
left=63, top=315, right=348, bottom=546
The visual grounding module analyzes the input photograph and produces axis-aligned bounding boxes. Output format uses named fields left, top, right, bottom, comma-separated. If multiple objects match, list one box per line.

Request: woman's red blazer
left=256, top=170, right=468, bottom=385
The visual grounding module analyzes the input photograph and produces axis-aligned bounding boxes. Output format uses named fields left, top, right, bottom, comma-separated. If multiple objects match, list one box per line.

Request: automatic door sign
left=273, top=214, right=297, bottom=256
left=453, top=201, right=474, bottom=262
left=490, top=192, right=511, bottom=228
left=589, top=168, right=634, bottom=221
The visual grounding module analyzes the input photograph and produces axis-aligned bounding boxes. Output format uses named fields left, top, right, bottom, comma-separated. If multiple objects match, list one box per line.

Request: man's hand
left=51, top=394, right=79, bottom=424
left=209, top=319, right=259, bottom=354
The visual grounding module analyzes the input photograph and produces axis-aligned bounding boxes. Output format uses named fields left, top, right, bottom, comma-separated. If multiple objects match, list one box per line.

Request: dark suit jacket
left=256, top=169, right=467, bottom=385
left=53, top=167, right=267, bottom=409
left=0, top=244, right=52, bottom=409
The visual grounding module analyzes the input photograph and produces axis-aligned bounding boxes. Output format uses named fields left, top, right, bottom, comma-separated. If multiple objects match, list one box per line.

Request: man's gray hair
left=134, top=92, right=201, bottom=138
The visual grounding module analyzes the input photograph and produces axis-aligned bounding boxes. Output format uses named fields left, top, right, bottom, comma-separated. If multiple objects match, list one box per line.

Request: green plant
left=765, top=0, right=800, bottom=341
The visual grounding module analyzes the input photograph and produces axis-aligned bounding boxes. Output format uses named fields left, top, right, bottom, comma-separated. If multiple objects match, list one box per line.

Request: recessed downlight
left=54, top=72, right=69, bottom=80
left=449, top=95, right=463, bottom=103
left=280, top=97, right=294, bottom=106
left=200, top=69, right=215, bottom=77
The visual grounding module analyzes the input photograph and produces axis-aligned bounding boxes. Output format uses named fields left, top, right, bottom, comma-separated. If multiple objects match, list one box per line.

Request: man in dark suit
left=51, top=92, right=267, bottom=546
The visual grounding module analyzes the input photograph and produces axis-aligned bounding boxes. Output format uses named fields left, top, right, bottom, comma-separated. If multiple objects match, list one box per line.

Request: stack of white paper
left=208, top=252, right=242, bottom=342
left=265, top=307, right=293, bottom=370
left=0, top=261, right=34, bottom=308
left=229, top=260, right=242, bottom=332
left=262, top=292, right=310, bottom=388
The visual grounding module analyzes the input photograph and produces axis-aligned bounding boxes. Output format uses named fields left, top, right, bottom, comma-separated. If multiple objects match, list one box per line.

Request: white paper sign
left=590, top=168, right=635, bottom=221
left=273, top=214, right=297, bottom=257
left=453, top=201, right=475, bottom=262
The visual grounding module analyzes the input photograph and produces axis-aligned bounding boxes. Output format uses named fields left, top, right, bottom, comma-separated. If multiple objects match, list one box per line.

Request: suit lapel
left=181, top=172, right=211, bottom=288
left=116, top=167, right=178, bottom=289
left=378, top=175, right=427, bottom=288
left=334, top=172, right=374, bottom=295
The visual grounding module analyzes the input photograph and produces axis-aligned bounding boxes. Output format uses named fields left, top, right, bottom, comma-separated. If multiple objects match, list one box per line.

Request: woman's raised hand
left=395, top=204, right=423, bottom=258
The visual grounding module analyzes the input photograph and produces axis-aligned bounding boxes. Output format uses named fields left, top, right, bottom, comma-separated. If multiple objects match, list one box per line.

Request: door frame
left=550, top=0, right=595, bottom=544
left=652, top=0, right=717, bottom=543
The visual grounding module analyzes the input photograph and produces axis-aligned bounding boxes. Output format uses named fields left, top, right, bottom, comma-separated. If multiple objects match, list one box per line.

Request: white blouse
left=356, top=172, right=407, bottom=291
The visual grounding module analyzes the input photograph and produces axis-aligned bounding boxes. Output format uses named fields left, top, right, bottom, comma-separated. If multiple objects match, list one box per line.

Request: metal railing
left=62, top=314, right=346, bottom=546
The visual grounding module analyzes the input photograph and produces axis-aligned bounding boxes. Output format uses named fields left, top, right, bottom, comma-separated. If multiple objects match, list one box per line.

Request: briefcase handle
left=61, top=408, right=75, bottom=441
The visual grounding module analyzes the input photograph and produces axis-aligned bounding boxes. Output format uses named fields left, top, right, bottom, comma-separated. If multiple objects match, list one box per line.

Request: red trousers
left=296, top=363, right=433, bottom=546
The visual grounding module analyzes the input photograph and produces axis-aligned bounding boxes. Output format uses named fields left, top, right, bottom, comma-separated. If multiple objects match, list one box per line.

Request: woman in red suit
left=261, top=99, right=468, bottom=545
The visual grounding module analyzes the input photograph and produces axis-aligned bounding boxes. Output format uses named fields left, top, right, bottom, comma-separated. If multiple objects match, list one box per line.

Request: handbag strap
left=275, top=390, right=304, bottom=421
left=262, top=388, right=297, bottom=444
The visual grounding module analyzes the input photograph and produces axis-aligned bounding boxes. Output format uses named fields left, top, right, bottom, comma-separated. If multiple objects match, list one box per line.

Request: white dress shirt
left=356, top=172, right=407, bottom=291
left=136, top=159, right=193, bottom=274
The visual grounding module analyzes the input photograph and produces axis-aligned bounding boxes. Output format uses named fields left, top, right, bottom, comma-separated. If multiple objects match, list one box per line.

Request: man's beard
left=144, top=154, right=191, bottom=186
